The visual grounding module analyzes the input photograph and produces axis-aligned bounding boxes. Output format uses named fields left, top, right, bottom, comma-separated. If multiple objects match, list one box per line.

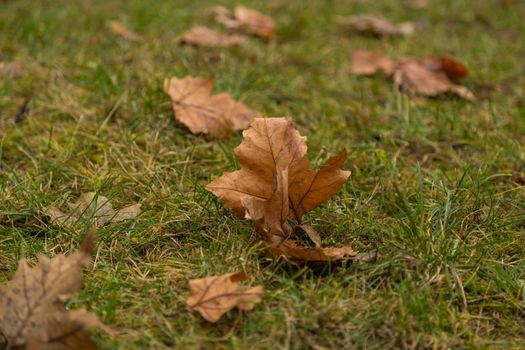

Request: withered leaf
left=44, top=192, right=141, bottom=228
left=0, top=229, right=100, bottom=349
left=107, top=20, right=144, bottom=42
left=394, top=61, right=475, bottom=101
left=268, top=237, right=357, bottom=262
left=207, top=118, right=356, bottom=262
left=351, top=51, right=475, bottom=100
left=178, top=26, right=246, bottom=48
left=164, top=76, right=260, bottom=137
left=207, top=118, right=350, bottom=223
left=338, top=14, right=414, bottom=37
left=213, top=5, right=275, bottom=39
left=351, top=50, right=395, bottom=75
left=187, top=272, right=263, bottom=323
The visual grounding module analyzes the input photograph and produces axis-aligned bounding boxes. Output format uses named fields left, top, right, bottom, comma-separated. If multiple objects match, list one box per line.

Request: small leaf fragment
left=107, top=20, right=144, bottom=42
left=178, top=26, right=246, bottom=47
left=338, top=14, right=414, bottom=37
left=267, top=237, right=357, bottom=262
left=213, top=5, right=275, bottom=39
left=44, top=192, right=141, bottom=228
left=187, top=272, right=263, bottom=322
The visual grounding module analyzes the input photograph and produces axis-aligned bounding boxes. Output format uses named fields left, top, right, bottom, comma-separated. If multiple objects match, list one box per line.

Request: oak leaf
left=207, top=118, right=357, bottom=262
left=338, top=15, right=414, bottom=37
left=0, top=229, right=100, bottom=349
left=44, top=192, right=141, bottom=228
left=107, top=20, right=144, bottom=42
left=187, top=272, right=263, bottom=322
left=164, top=76, right=260, bottom=137
left=178, top=26, right=246, bottom=48
left=213, top=5, right=275, bottom=39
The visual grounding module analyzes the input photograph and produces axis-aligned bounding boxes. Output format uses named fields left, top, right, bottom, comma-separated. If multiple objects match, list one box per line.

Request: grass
left=1, top=0, right=525, bottom=348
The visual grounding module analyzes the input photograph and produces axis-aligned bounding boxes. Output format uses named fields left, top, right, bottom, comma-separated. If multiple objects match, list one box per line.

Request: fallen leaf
left=44, top=192, right=141, bottom=228
left=163, top=76, right=259, bottom=137
left=394, top=61, right=475, bottom=100
left=107, top=20, right=144, bottom=42
left=351, top=51, right=475, bottom=100
left=187, top=272, right=263, bottom=322
left=207, top=118, right=357, bottom=262
left=351, top=50, right=395, bottom=75
left=207, top=118, right=350, bottom=222
left=268, top=237, right=357, bottom=262
left=0, top=229, right=101, bottom=349
left=338, top=14, right=414, bottom=37
left=178, top=26, right=246, bottom=48
left=213, top=5, right=275, bottom=39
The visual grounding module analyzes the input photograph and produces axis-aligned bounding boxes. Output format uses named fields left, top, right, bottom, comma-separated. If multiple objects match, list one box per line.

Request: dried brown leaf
left=394, top=61, right=475, bottom=101
left=187, top=272, right=263, bottom=322
left=207, top=118, right=350, bottom=223
left=267, top=236, right=357, bottom=262
left=351, top=50, right=395, bottom=75
left=44, top=192, right=141, bottom=228
left=352, top=51, right=474, bottom=100
left=0, top=229, right=99, bottom=349
left=163, top=76, right=259, bottom=137
left=213, top=5, right=275, bottom=39
left=207, top=118, right=358, bottom=262
left=178, top=26, right=246, bottom=48
left=339, top=14, right=414, bottom=37
left=107, top=20, right=144, bottom=42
